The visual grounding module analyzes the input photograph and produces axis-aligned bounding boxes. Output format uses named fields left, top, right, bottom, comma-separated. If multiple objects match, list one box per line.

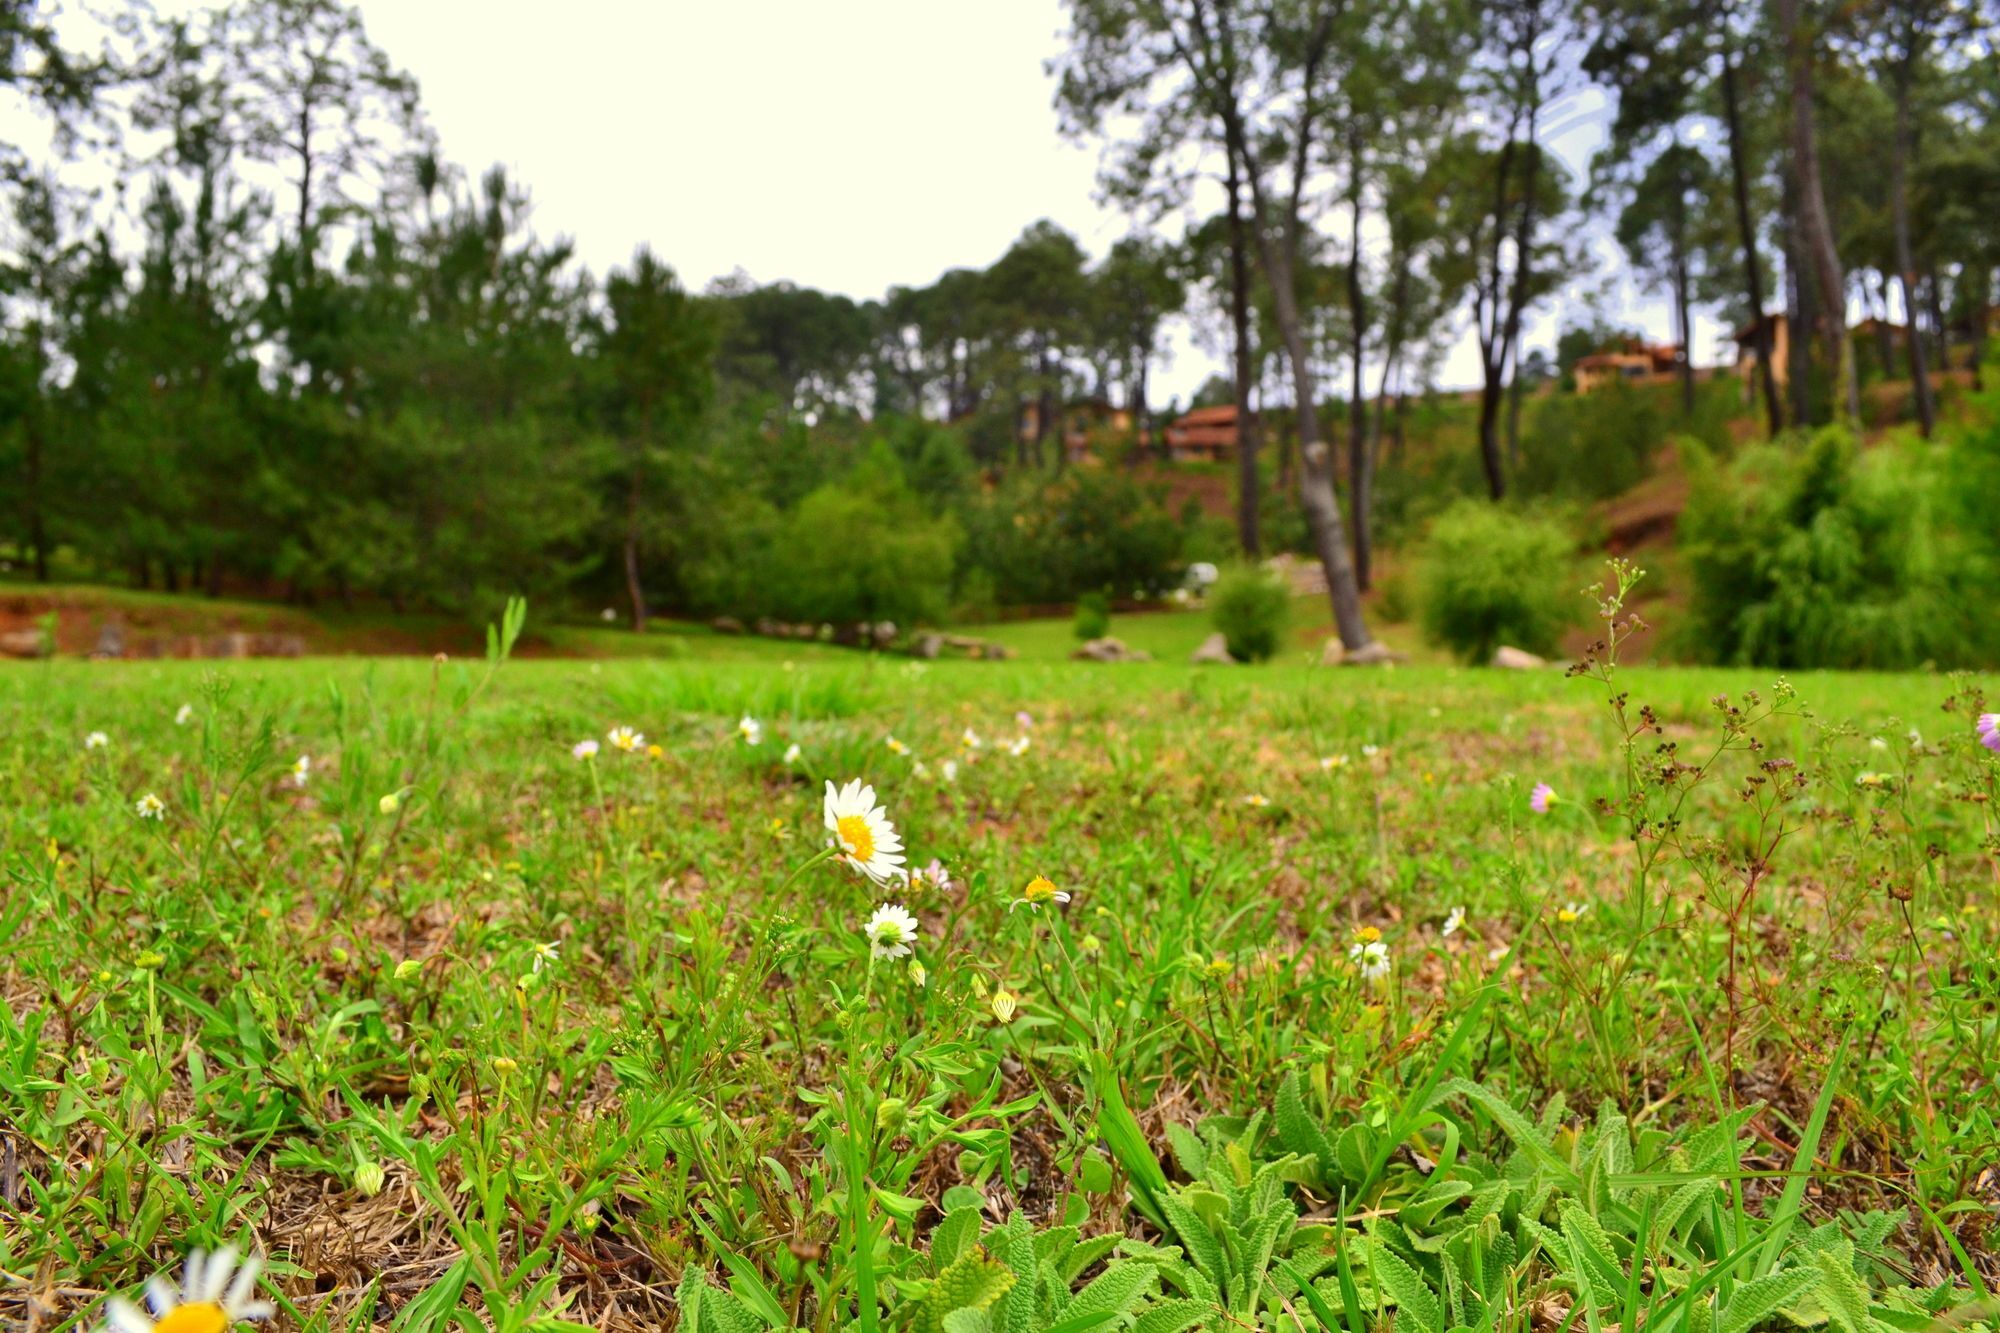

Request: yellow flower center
left=1023, top=876, right=1058, bottom=903
left=157, top=1304, right=229, bottom=1333
left=837, top=815, right=875, bottom=863
left=1353, top=925, right=1381, bottom=944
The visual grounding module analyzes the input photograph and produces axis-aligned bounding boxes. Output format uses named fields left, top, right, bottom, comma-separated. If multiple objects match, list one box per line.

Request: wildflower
left=608, top=725, right=643, bottom=752
left=824, top=779, right=907, bottom=885
left=990, top=989, right=1019, bottom=1023
left=1442, top=906, right=1466, bottom=938
left=1205, top=956, right=1233, bottom=978
left=135, top=793, right=165, bottom=820
left=1978, top=713, right=2000, bottom=754
left=913, top=859, right=951, bottom=891
left=378, top=793, right=400, bottom=815
left=646, top=743, right=663, bottom=759
left=766, top=816, right=793, bottom=843
left=1012, top=874, right=1071, bottom=912
left=1319, top=754, right=1349, bottom=771
left=1868, top=736, right=1889, bottom=752
left=103, top=1246, right=274, bottom=1333
left=1529, top=782, right=1558, bottom=814
left=863, top=903, right=919, bottom=960
left=884, top=734, right=909, bottom=755
left=1360, top=744, right=1380, bottom=758
left=1488, top=943, right=1512, bottom=963
left=783, top=742, right=801, bottom=764
left=739, top=715, right=764, bottom=746
left=1556, top=902, right=1587, bottom=924
left=1907, top=728, right=1923, bottom=750
left=531, top=941, right=560, bottom=973
left=85, top=731, right=109, bottom=750
left=291, top=754, right=311, bottom=786
left=572, top=739, right=599, bottom=760
left=1348, top=933, right=1391, bottom=980
left=174, top=705, right=194, bottom=726
left=1242, top=793, right=1270, bottom=808
left=907, top=959, right=927, bottom=988
left=1854, top=772, right=1892, bottom=790
left=912, top=760, right=930, bottom=779
left=1007, top=736, right=1031, bottom=757
left=941, top=759, right=959, bottom=783
left=1015, top=711, right=1034, bottom=729
left=961, top=728, right=983, bottom=751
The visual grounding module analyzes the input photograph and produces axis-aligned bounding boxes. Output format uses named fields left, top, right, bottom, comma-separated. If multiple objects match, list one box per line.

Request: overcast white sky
left=31, top=1, right=1729, bottom=399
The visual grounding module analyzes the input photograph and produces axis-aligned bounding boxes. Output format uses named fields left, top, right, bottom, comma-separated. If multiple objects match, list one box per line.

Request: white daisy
left=740, top=716, right=764, bottom=746
left=174, top=705, right=194, bottom=727
left=85, top=731, right=109, bottom=750
left=607, top=725, right=643, bottom=752
left=1319, top=754, right=1349, bottom=771
left=1556, top=901, right=1589, bottom=924
left=531, top=940, right=560, bottom=973
left=135, top=793, right=165, bottom=820
left=940, top=759, right=959, bottom=784
left=823, top=779, right=907, bottom=885
left=1006, top=736, right=1030, bottom=757
left=961, top=728, right=983, bottom=751
left=1011, top=875, right=1071, bottom=912
left=1350, top=939, right=1391, bottom=980
left=1242, top=793, right=1270, bottom=808
left=1442, top=906, right=1466, bottom=937
left=783, top=742, right=801, bottom=763
left=103, top=1245, right=274, bottom=1333
left=572, top=739, right=599, bottom=760
left=884, top=735, right=909, bottom=755
left=291, top=755, right=311, bottom=786
left=863, top=903, right=919, bottom=960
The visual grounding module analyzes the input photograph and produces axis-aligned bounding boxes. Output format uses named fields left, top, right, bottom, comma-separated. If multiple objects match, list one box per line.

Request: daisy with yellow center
left=104, top=1246, right=273, bottom=1333
left=739, top=716, right=764, bottom=746
left=961, top=728, right=983, bottom=751
left=1556, top=902, right=1588, bottom=924
left=1319, top=754, right=1349, bottom=771
left=607, top=725, right=643, bottom=752
left=1242, top=793, right=1270, bottom=808
left=885, top=735, right=910, bottom=756
left=822, top=779, right=907, bottom=885
left=135, top=793, right=165, bottom=820
left=863, top=903, right=919, bottom=960
left=1011, top=875, right=1071, bottom=912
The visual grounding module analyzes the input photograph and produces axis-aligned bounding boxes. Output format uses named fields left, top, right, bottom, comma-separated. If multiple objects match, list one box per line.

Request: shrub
left=1416, top=501, right=1575, bottom=662
left=1679, top=428, right=1994, bottom=668
left=1514, top=379, right=1670, bottom=501
left=1072, top=591, right=1110, bottom=640
left=1209, top=564, right=1292, bottom=662
left=957, top=469, right=1191, bottom=605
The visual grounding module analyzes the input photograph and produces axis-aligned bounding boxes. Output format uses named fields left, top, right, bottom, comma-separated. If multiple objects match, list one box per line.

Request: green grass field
left=3, top=597, right=1997, bottom=1331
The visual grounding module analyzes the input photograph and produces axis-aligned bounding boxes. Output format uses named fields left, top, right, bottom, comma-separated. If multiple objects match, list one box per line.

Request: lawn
left=1, top=598, right=1996, bottom=1331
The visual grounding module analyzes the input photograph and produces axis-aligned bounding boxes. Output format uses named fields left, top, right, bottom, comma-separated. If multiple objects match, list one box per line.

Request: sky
left=29, top=1, right=1734, bottom=401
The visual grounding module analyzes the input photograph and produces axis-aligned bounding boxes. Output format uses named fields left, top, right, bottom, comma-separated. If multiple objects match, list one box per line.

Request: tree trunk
left=1226, top=155, right=1260, bottom=556
left=1785, top=191, right=1816, bottom=427
left=1776, top=0, right=1858, bottom=425
left=1889, top=78, right=1934, bottom=436
left=1869, top=271, right=1895, bottom=378
left=1925, top=262, right=1949, bottom=376
left=1345, top=130, right=1371, bottom=590
left=1671, top=189, right=1696, bottom=418
left=1477, top=376, right=1507, bottom=499
left=1719, top=45, right=1782, bottom=435
left=1499, top=99, right=1543, bottom=478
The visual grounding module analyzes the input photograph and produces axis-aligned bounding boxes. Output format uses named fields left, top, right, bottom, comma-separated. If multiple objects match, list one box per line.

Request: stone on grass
left=1491, top=644, right=1547, bottom=669
left=1190, top=632, right=1237, bottom=665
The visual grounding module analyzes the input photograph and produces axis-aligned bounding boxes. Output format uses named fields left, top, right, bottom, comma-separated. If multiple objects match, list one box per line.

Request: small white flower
left=572, top=739, right=599, bottom=760
left=961, top=728, right=983, bottom=751
left=85, top=731, right=109, bottom=750
left=1319, top=754, right=1349, bottom=771
left=782, top=742, right=801, bottom=763
left=1442, top=906, right=1466, bottom=938
left=1907, top=728, right=1923, bottom=750
left=885, top=734, right=910, bottom=755
left=135, top=793, right=165, bottom=820
left=532, top=940, right=560, bottom=973
left=863, top=903, right=920, bottom=960
left=1869, top=736, right=1889, bottom=752
left=1488, top=943, right=1512, bottom=963
left=1361, top=744, right=1380, bottom=758
left=824, top=779, right=908, bottom=886
left=914, top=859, right=951, bottom=890
left=103, top=1245, right=275, bottom=1333
left=739, top=715, right=764, bottom=746
left=607, top=725, right=644, bottom=752
left=292, top=754, right=312, bottom=786
left=174, top=705, right=194, bottom=726
left=940, top=759, right=959, bottom=784
left=1007, top=736, right=1030, bottom=757
left=1349, top=939, right=1391, bottom=980
left=1242, top=793, right=1270, bottom=808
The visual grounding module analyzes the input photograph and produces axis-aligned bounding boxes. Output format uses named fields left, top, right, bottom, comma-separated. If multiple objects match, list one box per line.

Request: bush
left=1416, top=501, right=1575, bottom=662
left=1515, top=381, right=1666, bottom=501
left=1210, top=564, right=1292, bottom=662
left=958, top=469, right=1192, bottom=605
left=1679, top=428, right=1993, bottom=668
left=1072, top=591, right=1110, bottom=640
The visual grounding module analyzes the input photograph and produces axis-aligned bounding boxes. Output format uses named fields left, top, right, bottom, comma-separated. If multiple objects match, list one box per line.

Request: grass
left=2, top=582, right=1997, bottom=1331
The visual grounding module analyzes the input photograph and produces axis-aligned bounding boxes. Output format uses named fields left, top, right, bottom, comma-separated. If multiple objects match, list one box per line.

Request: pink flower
left=1530, top=782, right=1557, bottom=814
left=1978, top=713, right=2000, bottom=754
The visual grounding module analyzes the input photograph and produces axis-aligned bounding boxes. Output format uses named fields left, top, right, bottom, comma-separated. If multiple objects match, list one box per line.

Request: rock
left=1190, top=632, right=1237, bottom=665
left=1492, top=644, right=1547, bottom=669
left=1071, top=636, right=1152, bottom=663
left=92, top=621, right=126, bottom=659
left=711, top=616, right=745, bottom=635
left=1319, top=638, right=1344, bottom=667
left=979, top=643, right=1016, bottom=660
left=754, top=617, right=783, bottom=637
left=0, top=627, right=48, bottom=658
left=871, top=620, right=898, bottom=647
left=1340, top=640, right=1406, bottom=667
left=911, top=633, right=943, bottom=659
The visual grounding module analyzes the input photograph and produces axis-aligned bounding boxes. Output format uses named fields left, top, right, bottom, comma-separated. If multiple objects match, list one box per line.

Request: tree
left=598, top=247, right=715, bottom=631
left=1613, top=142, right=1715, bottom=415
left=1090, top=235, right=1184, bottom=447
left=1055, top=0, right=1379, bottom=655
left=986, top=220, right=1091, bottom=467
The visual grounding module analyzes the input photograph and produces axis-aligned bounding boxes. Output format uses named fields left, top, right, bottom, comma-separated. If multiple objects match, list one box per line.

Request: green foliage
left=959, top=469, right=1193, bottom=607
left=1072, top=592, right=1110, bottom=640
left=1207, top=564, right=1290, bottom=662
left=1679, top=428, right=1995, bottom=668
left=1416, top=501, right=1575, bottom=661
left=1516, top=380, right=1668, bottom=501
